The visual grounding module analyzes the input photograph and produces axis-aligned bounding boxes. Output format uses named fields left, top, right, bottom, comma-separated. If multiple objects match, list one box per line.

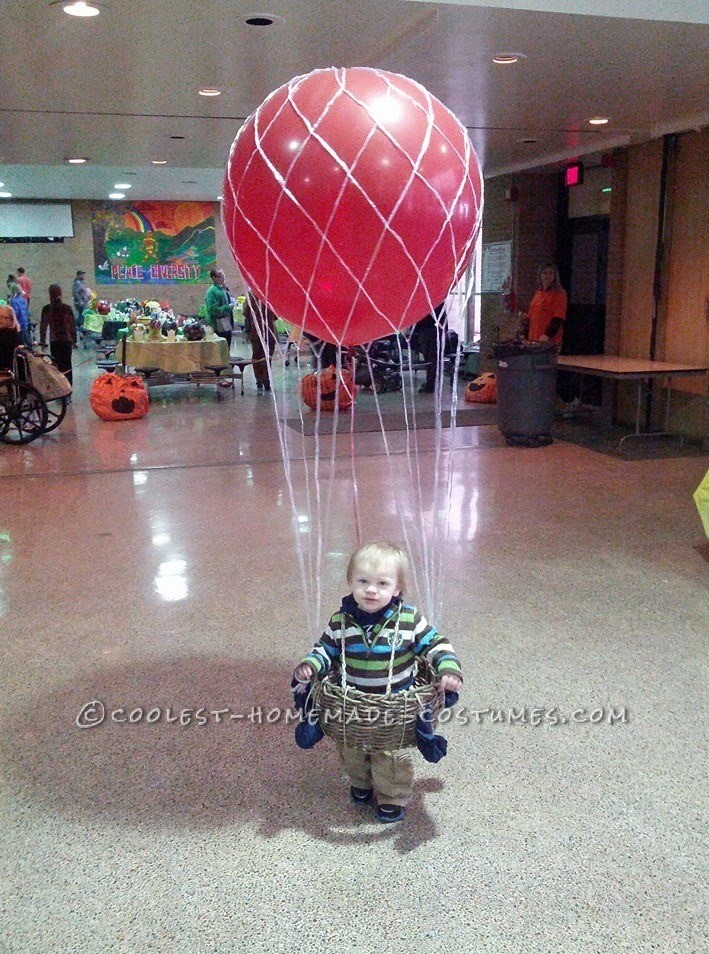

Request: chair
left=229, top=357, right=254, bottom=396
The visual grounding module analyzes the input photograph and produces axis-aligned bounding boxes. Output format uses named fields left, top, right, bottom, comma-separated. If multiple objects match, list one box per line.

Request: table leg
left=618, top=378, right=650, bottom=449
left=619, top=375, right=685, bottom=451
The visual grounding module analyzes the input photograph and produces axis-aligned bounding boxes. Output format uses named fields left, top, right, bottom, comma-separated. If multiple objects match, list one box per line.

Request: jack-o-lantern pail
left=90, top=373, right=150, bottom=421
left=300, top=365, right=355, bottom=412
left=464, top=372, right=497, bottom=404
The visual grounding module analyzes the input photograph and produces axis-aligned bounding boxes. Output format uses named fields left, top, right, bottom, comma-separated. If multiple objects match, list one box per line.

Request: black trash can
left=493, top=341, right=558, bottom=447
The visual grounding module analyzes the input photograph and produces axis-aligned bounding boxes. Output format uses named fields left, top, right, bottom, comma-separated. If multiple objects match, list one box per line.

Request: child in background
left=293, top=542, right=462, bottom=823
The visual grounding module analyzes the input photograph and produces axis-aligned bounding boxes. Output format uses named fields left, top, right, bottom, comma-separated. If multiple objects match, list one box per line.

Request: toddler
left=294, top=542, right=462, bottom=823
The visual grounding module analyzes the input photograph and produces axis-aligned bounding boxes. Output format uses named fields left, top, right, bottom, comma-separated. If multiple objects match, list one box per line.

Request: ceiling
left=1, top=0, right=707, bottom=201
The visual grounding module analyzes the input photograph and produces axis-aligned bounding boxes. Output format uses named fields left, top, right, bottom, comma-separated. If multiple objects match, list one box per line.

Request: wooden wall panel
left=663, top=129, right=709, bottom=397
left=619, top=140, right=662, bottom=359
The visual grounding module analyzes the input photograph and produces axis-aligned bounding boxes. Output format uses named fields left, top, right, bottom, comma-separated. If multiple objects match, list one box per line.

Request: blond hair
left=346, top=542, right=410, bottom=594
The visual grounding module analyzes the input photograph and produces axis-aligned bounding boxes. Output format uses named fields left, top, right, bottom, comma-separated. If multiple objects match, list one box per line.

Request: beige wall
left=0, top=200, right=246, bottom=316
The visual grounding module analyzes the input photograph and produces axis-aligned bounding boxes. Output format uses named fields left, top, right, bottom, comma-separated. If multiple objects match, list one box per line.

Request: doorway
left=558, top=196, right=610, bottom=404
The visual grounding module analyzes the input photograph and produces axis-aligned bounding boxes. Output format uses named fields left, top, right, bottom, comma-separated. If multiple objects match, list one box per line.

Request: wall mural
left=92, top=201, right=216, bottom=284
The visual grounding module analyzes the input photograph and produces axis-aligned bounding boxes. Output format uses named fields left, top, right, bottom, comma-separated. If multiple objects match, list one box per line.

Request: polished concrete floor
left=1, top=336, right=707, bottom=953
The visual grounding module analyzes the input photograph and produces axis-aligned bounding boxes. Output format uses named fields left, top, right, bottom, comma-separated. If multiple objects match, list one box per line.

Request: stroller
left=351, top=335, right=409, bottom=393
left=353, top=331, right=462, bottom=393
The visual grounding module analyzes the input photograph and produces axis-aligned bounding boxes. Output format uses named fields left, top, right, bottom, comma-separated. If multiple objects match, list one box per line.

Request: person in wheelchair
left=0, top=303, right=22, bottom=370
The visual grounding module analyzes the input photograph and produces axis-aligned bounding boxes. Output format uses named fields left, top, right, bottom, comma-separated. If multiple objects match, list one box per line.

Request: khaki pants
left=337, top=744, right=414, bottom=807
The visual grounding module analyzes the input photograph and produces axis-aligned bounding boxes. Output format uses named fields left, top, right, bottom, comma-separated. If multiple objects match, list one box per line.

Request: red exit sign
left=565, top=162, right=585, bottom=187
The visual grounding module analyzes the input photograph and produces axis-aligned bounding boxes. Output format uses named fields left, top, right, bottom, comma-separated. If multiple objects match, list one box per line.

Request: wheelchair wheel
left=44, top=396, right=69, bottom=433
left=0, top=380, right=49, bottom=444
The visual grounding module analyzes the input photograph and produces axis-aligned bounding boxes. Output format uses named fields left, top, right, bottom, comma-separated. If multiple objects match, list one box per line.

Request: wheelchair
left=0, top=369, right=49, bottom=444
left=0, top=331, right=68, bottom=444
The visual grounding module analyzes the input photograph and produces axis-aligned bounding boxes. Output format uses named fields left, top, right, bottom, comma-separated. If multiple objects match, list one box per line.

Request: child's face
left=350, top=557, right=401, bottom=613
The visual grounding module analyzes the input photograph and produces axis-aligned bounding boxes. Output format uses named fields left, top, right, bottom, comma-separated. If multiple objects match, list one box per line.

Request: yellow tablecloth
left=119, top=337, right=230, bottom=373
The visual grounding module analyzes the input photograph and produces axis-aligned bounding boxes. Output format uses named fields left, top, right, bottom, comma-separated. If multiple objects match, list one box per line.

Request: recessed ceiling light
left=589, top=116, right=609, bottom=125
left=66, top=157, right=88, bottom=164
left=493, top=52, right=526, bottom=64
left=602, top=187, right=612, bottom=193
left=245, top=13, right=284, bottom=26
left=199, top=88, right=221, bottom=97
left=61, top=1, right=100, bottom=16
left=216, top=195, right=224, bottom=200
left=114, top=183, right=131, bottom=189
left=0, top=191, right=12, bottom=198
left=109, top=192, right=125, bottom=199
left=152, top=160, right=167, bottom=165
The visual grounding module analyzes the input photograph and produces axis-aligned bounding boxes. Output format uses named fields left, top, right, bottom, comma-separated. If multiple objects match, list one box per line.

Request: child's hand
left=294, top=663, right=314, bottom=682
left=439, top=674, right=462, bottom=693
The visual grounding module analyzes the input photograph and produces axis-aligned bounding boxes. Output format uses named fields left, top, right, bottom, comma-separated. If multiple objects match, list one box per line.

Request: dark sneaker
left=256, top=381, right=264, bottom=390
left=418, top=385, right=434, bottom=394
left=377, top=803, right=406, bottom=823
left=350, top=786, right=373, bottom=804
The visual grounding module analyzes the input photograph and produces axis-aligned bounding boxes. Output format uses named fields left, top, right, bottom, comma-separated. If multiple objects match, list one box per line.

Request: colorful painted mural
left=92, top=201, right=216, bottom=284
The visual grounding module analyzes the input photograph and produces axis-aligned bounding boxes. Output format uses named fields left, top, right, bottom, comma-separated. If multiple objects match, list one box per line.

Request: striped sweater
left=302, top=596, right=462, bottom=694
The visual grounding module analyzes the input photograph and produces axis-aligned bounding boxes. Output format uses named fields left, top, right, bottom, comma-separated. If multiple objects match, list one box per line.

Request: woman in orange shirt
left=518, top=263, right=567, bottom=346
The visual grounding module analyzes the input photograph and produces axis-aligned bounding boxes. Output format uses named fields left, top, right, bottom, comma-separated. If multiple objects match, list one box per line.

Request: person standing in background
left=216, top=269, right=236, bottom=343
left=72, top=270, right=91, bottom=332
left=518, top=262, right=578, bottom=411
left=243, top=292, right=278, bottom=391
left=517, top=263, right=567, bottom=346
left=16, top=267, right=32, bottom=308
left=204, top=269, right=233, bottom=349
left=217, top=269, right=236, bottom=307
left=40, top=285, right=77, bottom=386
left=8, top=282, right=31, bottom=348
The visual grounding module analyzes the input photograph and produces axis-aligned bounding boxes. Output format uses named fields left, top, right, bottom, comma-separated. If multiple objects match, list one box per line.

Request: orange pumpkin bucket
left=464, top=372, right=497, bottom=404
left=90, top=373, right=150, bottom=421
left=300, top=365, right=355, bottom=412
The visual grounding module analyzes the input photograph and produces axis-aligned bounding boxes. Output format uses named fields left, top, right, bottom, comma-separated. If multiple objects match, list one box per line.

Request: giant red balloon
left=223, top=67, right=482, bottom=346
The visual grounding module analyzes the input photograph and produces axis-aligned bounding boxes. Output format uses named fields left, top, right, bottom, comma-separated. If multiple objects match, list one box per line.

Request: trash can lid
left=492, top=339, right=559, bottom=358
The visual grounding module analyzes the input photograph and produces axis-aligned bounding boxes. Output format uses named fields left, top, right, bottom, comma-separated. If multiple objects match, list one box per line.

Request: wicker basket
left=310, top=660, right=445, bottom=753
